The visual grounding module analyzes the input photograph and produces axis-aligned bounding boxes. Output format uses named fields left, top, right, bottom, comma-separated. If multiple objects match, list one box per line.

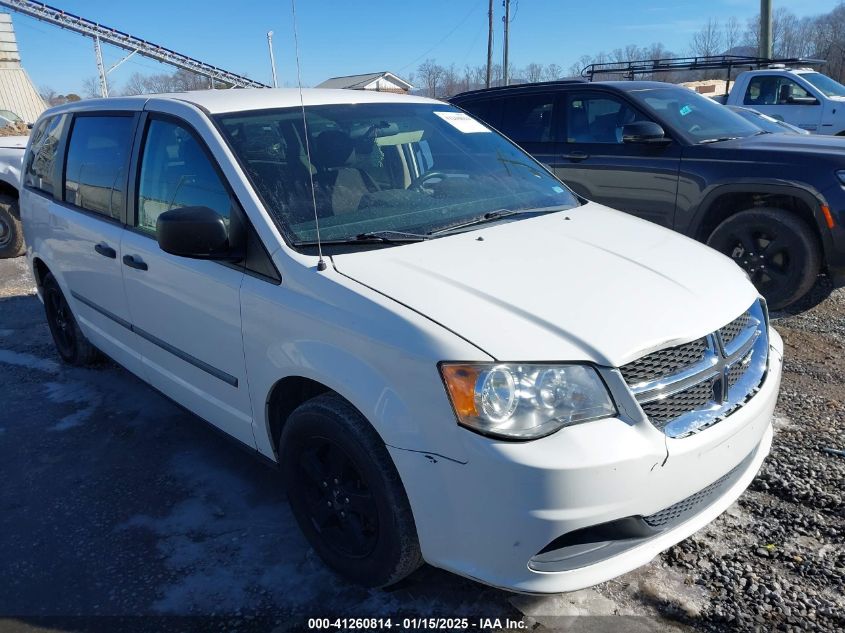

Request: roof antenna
left=290, top=0, right=326, bottom=271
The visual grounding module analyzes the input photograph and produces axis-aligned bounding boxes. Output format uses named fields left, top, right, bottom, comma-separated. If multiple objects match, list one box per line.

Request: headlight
left=439, top=363, right=617, bottom=440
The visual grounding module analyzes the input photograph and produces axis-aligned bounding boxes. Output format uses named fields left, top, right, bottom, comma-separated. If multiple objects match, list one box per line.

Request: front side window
left=64, top=115, right=135, bottom=219
left=215, top=104, right=579, bottom=245
left=744, top=76, right=814, bottom=106
left=565, top=93, right=649, bottom=144
left=498, top=94, right=556, bottom=143
left=137, top=119, right=231, bottom=235
left=24, top=115, right=66, bottom=195
left=632, top=87, right=760, bottom=143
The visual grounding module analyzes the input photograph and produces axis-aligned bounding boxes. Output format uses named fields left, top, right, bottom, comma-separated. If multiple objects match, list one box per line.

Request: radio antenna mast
left=290, top=0, right=326, bottom=271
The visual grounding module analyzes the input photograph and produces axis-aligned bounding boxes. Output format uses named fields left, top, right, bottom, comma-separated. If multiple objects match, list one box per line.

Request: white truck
left=721, top=67, right=845, bottom=135
left=0, top=134, right=27, bottom=258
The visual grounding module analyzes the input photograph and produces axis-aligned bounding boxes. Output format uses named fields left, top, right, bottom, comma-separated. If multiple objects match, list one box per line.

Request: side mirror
left=622, top=121, right=670, bottom=145
left=787, top=96, right=819, bottom=106
left=156, top=206, right=243, bottom=261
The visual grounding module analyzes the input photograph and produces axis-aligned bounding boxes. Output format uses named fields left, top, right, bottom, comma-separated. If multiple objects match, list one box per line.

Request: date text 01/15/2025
left=307, top=618, right=527, bottom=630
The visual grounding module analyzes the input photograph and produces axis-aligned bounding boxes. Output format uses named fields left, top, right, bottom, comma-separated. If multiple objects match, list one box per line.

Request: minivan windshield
left=216, top=103, right=579, bottom=245
left=629, top=87, right=761, bottom=143
left=800, top=72, right=845, bottom=97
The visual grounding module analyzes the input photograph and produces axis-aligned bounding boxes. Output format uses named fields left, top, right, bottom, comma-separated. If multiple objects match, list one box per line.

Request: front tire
left=281, top=393, right=422, bottom=587
left=0, top=195, right=24, bottom=258
left=707, top=208, right=821, bottom=310
left=43, top=272, right=101, bottom=366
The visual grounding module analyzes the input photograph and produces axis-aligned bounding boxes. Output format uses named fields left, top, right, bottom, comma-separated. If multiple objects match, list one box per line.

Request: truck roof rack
left=581, top=55, right=826, bottom=82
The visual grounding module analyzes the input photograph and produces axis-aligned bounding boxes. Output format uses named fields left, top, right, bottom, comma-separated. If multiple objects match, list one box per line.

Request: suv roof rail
left=450, top=79, right=587, bottom=100
left=581, top=55, right=826, bottom=82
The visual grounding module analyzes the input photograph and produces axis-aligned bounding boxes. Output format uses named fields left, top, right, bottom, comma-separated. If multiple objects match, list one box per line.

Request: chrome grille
left=620, top=300, right=769, bottom=438
left=619, top=338, right=707, bottom=386
left=640, top=379, right=716, bottom=425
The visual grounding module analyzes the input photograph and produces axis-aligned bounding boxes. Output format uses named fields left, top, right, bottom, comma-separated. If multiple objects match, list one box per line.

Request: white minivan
left=21, top=89, right=783, bottom=594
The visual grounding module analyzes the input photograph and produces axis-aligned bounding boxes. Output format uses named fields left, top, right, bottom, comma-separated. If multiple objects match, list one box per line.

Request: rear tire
left=0, top=195, right=24, bottom=259
left=280, top=392, right=422, bottom=587
left=43, top=272, right=101, bottom=366
left=707, top=208, right=821, bottom=310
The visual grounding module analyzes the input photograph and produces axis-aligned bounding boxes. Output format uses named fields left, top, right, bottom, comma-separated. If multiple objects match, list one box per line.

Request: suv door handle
left=563, top=151, right=589, bottom=162
left=122, top=254, right=148, bottom=271
left=94, top=242, right=116, bottom=259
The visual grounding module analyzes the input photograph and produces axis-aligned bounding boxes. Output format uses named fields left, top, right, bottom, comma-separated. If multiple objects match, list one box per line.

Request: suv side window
left=744, top=76, right=814, bottom=106
left=137, top=118, right=231, bottom=235
left=64, top=115, right=136, bottom=220
left=565, top=93, right=649, bottom=144
left=24, top=115, right=66, bottom=196
left=498, top=93, right=557, bottom=143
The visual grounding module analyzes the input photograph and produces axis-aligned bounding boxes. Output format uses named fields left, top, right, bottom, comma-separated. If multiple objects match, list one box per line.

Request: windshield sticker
left=434, top=111, right=491, bottom=133
left=680, top=104, right=692, bottom=116
left=552, top=186, right=564, bottom=193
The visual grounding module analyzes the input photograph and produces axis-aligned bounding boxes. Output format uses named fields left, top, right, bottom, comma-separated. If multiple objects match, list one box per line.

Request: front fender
left=239, top=266, right=491, bottom=464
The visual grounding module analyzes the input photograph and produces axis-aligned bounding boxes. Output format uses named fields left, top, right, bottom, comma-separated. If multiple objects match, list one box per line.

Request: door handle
left=122, top=254, right=148, bottom=271
left=94, top=242, right=116, bottom=259
left=563, top=151, right=589, bottom=162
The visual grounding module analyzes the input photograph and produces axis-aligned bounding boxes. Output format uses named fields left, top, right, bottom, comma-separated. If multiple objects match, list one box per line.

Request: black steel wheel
left=42, top=272, right=100, bottom=365
left=0, top=195, right=24, bottom=258
left=707, top=208, right=821, bottom=310
left=281, top=393, right=422, bottom=587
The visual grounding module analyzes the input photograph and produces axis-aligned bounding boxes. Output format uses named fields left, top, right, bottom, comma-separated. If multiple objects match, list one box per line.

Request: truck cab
left=727, top=68, right=845, bottom=135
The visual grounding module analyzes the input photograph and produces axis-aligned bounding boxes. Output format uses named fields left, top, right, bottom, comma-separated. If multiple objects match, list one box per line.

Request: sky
left=8, top=0, right=842, bottom=96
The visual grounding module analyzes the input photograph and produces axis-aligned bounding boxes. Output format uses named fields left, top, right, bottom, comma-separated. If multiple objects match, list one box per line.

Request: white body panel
left=0, top=136, right=26, bottom=190
left=21, top=89, right=784, bottom=594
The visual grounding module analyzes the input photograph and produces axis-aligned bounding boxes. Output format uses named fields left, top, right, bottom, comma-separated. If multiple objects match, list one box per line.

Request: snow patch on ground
left=0, top=348, right=59, bottom=373
left=44, top=380, right=102, bottom=431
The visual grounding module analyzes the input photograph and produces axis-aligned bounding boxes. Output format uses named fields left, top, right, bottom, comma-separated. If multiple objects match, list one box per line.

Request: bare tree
left=723, top=16, right=743, bottom=54
left=543, top=63, right=562, bottom=81
left=691, top=18, right=722, bottom=57
left=417, top=59, right=444, bottom=97
left=524, top=62, right=544, bottom=83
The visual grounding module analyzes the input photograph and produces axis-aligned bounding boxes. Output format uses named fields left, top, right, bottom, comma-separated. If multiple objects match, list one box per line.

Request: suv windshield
left=800, top=72, right=845, bottom=97
left=630, top=87, right=761, bottom=143
left=215, top=104, right=579, bottom=244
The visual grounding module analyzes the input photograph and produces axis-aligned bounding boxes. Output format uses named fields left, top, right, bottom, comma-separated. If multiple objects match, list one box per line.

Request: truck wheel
left=707, top=208, right=820, bottom=310
left=280, top=392, right=422, bottom=587
left=0, top=195, right=24, bottom=258
left=43, top=272, right=101, bottom=365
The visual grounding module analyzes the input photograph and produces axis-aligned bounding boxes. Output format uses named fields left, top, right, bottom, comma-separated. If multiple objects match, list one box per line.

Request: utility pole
left=760, top=0, right=772, bottom=59
left=502, top=0, right=510, bottom=86
left=267, top=30, right=278, bottom=88
left=485, top=0, right=493, bottom=88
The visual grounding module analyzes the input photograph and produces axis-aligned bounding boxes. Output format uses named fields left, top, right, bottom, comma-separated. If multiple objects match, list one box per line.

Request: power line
left=397, top=3, right=481, bottom=73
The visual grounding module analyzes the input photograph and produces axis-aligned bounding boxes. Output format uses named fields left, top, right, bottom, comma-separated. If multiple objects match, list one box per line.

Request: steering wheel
left=408, top=170, right=451, bottom=192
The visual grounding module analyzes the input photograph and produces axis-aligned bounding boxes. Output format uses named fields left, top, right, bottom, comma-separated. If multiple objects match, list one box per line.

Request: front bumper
left=390, top=328, right=783, bottom=593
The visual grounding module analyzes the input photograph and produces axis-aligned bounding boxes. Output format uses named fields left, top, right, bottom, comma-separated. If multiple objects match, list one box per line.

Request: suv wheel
left=281, top=393, right=422, bottom=587
left=43, top=272, right=101, bottom=365
left=707, top=208, right=821, bottom=310
left=0, top=194, right=24, bottom=258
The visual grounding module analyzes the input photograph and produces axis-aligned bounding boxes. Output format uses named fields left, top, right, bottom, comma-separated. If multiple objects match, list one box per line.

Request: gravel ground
left=0, top=254, right=843, bottom=633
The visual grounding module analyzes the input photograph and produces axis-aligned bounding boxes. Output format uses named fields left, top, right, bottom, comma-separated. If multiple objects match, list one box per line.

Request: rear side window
left=498, top=94, right=557, bottom=143
left=137, top=118, right=231, bottom=235
left=64, top=115, right=136, bottom=220
left=24, top=115, right=66, bottom=195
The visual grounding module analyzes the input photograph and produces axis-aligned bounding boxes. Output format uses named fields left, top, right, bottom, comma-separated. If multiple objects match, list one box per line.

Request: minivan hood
left=332, top=203, right=758, bottom=366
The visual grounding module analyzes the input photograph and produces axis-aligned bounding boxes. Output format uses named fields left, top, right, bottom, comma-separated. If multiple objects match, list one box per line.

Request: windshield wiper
left=293, top=230, right=428, bottom=247
left=428, top=209, right=520, bottom=235
left=428, top=205, right=570, bottom=236
left=698, top=136, right=740, bottom=144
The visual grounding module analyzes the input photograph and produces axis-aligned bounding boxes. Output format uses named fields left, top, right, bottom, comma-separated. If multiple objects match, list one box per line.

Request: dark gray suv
left=451, top=80, right=845, bottom=309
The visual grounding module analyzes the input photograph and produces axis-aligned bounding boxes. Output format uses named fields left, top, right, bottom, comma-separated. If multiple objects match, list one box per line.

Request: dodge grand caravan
left=21, top=89, right=783, bottom=593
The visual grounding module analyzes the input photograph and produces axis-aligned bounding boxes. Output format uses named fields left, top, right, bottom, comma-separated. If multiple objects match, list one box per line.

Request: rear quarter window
left=24, top=115, right=67, bottom=196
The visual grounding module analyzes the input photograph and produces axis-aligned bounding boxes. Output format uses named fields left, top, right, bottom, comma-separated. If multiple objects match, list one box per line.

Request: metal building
left=0, top=13, right=46, bottom=123
left=316, top=71, right=414, bottom=94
